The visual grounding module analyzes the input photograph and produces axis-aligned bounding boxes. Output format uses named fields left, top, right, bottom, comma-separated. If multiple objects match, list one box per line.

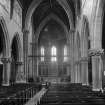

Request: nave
left=39, top=83, right=105, bottom=105
left=1, top=0, right=105, bottom=105
left=0, top=83, right=105, bottom=105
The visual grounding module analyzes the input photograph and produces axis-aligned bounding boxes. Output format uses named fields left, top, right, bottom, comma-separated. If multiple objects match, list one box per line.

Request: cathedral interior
left=0, top=0, right=105, bottom=105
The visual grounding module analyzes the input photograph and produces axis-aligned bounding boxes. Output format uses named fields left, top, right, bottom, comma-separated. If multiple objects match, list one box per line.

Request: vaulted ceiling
left=19, top=0, right=81, bottom=41
left=32, top=0, right=71, bottom=31
left=39, top=20, right=66, bottom=41
left=20, top=0, right=78, bottom=29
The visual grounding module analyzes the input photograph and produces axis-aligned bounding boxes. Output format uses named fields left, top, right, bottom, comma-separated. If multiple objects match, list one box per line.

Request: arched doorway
left=10, top=34, right=20, bottom=84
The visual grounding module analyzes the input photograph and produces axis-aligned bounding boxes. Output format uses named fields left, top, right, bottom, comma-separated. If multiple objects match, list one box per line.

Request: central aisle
left=38, top=83, right=105, bottom=105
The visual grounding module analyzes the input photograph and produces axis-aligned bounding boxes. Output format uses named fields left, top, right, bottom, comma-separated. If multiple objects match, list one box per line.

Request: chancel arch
left=32, top=17, right=69, bottom=83
left=34, top=14, right=69, bottom=43
left=25, top=0, right=74, bottom=31
left=23, top=0, right=74, bottom=79
left=28, top=14, right=70, bottom=82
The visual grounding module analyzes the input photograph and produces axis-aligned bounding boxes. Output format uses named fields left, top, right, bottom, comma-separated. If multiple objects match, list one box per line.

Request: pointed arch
left=11, top=33, right=22, bottom=61
left=25, top=0, right=74, bottom=31
left=81, top=15, right=90, bottom=57
left=0, top=16, right=10, bottom=57
left=10, top=33, right=22, bottom=84
left=35, top=13, right=69, bottom=43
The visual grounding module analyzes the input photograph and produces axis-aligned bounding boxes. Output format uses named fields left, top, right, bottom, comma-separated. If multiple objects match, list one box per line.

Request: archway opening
left=0, top=24, right=5, bottom=85
left=10, top=36, right=19, bottom=85
left=24, top=0, right=75, bottom=83
left=32, top=0, right=70, bottom=31
left=38, top=19, right=68, bottom=83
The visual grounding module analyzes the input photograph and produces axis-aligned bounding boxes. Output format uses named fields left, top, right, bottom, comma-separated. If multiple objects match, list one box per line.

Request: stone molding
left=15, top=61, right=23, bottom=65
left=88, top=49, right=104, bottom=56
left=80, top=57, right=88, bottom=62
left=74, top=61, right=80, bottom=65
left=23, top=29, right=29, bottom=35
left=0, top=57, right=12, bottom=63
left=0, top=58, right=23, bottom=65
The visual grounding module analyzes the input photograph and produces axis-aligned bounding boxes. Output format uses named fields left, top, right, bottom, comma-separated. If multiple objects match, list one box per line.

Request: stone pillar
left=16, top=61, right=25, bottom=83
left=23, top=30, right=29, bottom=82
left=32, top=42, right=38, bottom=81
left=74, top=61, right=81, bottom=83
left=67, top=43, right=71, bottom=77
left=1, top=58, right=11, bottom=86
left=70, top=30, right=75, bottom=83
left=80, top=57, right=88, bottom=85
left=89, top=49, right=103, bottom=91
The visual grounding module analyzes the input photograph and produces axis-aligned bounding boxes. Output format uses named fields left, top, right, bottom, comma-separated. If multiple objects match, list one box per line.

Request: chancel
left=0, top=0, right=105, bottom=105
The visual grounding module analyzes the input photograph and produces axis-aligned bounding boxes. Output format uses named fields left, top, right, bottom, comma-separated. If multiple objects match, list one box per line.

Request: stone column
left=89, top=49, right=103, bottom=91
left=70, top=30, right=75, bottom=83
left=80, top=57, right=88, bottom=85
left=1, top=58, right=11, bottom=86
left=33, top=42, right=38, bottom=81
left=16, top=61, right=25, bottom=83
left=67, top=43, right=71, bottom=77
left=23, top=30, right=29, bottom=82
left=74, top=61, right=81, bottom=83
left=46, top=46, right=50, bottom=76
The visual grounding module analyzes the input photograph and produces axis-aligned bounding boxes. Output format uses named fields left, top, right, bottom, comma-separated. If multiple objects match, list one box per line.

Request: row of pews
left=39, top=83, right=105, bottom=105
left=0, top=83, right=42, bottom=105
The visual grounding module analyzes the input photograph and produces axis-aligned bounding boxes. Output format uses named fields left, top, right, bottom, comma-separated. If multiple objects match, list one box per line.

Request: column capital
left=88, top=49, right=104, bottom=56
left=80, top=57, right=88, bottom=62
left=69, top=29, right=75, bottom=33
left=23, top=29, right=29, bottom=34
left=15, top=61, right=23, bottom=65
left=1, top=57, right=12, bottom=63
left=75, top=61, right=80, bottom=65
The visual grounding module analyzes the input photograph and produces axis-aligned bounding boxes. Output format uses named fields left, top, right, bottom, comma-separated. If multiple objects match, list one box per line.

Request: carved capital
left=1, top=57, right=12, bottom=63
left=15, top=61, right=23, bottom=65
left=80, top=57, right=88, bottom=62
left=23, top=29, right=29, bottom=34
left=88, top=49, right=104, bottom=56
left=75, top=61, right=80, bottom=65
left=69, top=29, right=75, bottom=34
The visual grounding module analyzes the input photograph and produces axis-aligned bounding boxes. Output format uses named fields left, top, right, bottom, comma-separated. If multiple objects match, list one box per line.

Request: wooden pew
left=0, top=83, right=42, bottom=105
